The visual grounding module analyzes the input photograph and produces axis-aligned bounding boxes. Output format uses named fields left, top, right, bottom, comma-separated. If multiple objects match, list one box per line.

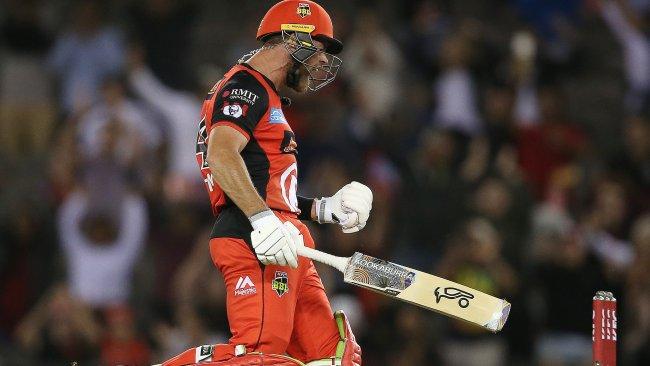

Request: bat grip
left=297, top=246, right=349, bottom=273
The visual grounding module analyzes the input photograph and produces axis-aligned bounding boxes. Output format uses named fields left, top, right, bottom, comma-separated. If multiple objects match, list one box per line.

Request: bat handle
left=297, top=246, right=349, bottom=274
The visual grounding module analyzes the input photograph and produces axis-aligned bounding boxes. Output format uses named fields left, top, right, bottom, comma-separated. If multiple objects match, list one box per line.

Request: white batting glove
left=250, top=211, right=301, bottom=268
left=315, top=181, right=373, bottom=233
left=284, top=220, right=304, bottom=250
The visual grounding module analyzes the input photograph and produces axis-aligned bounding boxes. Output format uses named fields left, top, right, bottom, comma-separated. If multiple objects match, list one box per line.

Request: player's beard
left=286, top=61, right=310, bottom=93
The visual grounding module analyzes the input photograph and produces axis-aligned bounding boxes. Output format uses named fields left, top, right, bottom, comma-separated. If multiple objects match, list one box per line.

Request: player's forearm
left=208, top=148, right=268, bottom=217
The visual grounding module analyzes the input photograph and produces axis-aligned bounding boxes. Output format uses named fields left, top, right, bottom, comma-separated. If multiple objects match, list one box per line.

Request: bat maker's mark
left=434, top=287, right=475, bottom=308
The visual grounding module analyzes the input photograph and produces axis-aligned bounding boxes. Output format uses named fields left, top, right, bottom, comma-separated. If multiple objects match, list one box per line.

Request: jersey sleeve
left=210, top=71, right=269, bottom=140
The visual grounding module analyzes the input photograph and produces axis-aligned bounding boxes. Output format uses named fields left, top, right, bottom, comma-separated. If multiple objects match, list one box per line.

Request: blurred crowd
left=0, top=0, right=649, bottom=365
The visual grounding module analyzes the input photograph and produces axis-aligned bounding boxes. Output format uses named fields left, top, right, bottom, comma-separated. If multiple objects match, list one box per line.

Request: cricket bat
left=297, top=246, right=511, bottom=333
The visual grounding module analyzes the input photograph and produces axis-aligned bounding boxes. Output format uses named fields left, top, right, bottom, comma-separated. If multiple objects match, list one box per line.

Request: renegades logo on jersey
left=222, top=102, right=248, bottom=118
left=272, top=271, right=289, bottom=297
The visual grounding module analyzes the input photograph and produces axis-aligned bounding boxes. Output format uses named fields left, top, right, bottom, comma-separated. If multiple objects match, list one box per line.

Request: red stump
left=592, top=291, right=617, bottom=366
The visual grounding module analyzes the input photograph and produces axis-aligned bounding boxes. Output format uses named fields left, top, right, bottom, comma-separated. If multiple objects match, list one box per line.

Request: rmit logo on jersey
left=234, top=275, right=257, bottom=296
left=225, top=88, right=259, bottom=105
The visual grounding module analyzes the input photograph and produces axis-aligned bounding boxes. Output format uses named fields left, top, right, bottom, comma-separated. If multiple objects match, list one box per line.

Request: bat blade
left=343, top=252, right=510, bottom=332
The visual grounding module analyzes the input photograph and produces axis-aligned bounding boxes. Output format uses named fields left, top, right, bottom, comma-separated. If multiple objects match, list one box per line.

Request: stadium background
left=0, top=0, right=648, bottom=365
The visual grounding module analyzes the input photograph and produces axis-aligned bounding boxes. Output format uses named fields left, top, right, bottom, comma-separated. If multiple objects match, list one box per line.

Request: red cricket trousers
left=208, top=211, right=340, bottom=362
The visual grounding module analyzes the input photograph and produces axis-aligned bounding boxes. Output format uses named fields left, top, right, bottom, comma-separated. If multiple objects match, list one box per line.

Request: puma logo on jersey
left=234, top=275, right=257, bottom=296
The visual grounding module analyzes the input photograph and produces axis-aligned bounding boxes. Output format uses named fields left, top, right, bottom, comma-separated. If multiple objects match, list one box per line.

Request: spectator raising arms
left=58, top=173, right=147, bottom=308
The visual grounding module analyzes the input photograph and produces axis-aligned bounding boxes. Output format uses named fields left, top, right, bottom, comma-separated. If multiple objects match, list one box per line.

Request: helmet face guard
left=281, top=30, right=342, bottom=91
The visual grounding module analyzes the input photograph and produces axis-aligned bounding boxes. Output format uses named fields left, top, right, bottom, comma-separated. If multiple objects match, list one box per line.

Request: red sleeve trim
left=212, top=121, right=250, bottom=141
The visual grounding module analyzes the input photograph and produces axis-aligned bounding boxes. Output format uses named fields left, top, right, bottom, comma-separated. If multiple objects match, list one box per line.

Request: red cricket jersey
left=196, top=63, right=299, bottom=218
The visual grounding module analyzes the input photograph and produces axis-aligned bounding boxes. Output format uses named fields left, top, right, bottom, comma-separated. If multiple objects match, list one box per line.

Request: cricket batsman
left=159, top=1, right=371, bottom=365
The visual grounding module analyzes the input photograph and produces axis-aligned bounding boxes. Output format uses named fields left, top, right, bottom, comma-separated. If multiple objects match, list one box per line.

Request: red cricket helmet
left=257, top=0, right=343, bottom=54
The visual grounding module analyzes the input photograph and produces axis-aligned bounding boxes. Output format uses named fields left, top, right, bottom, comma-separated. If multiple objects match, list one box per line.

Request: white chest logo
left=223, top=104, right=243, bottom=118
